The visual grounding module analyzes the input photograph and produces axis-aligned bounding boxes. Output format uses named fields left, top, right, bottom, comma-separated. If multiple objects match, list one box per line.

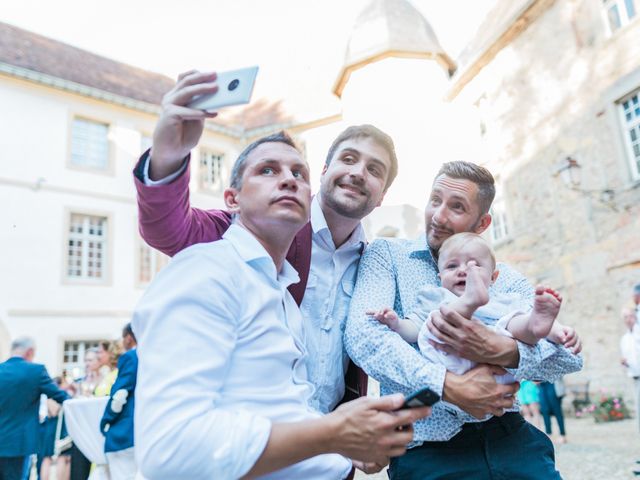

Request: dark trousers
left=539, top=382, right=566, bottom=436
left=0, top=456, right=26, bottom=480
left=389, top=413, right=560, bottom=480
left=69, top=443, right=91, bottom=480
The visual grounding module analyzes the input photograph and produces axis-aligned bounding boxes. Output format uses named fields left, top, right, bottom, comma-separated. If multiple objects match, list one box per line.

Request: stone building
left=447, top=0, right=640, bottom=397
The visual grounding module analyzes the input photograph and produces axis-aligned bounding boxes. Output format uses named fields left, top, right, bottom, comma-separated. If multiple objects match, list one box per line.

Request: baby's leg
left=448, top=260, right=490, bottom=318
left=508, top=286, right=562, bottom=344
left=530, top=286, right=562, bottom=338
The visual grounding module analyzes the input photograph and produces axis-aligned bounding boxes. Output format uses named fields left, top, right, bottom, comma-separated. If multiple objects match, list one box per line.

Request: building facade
left=0, top=23, right=286, bottom=376
left=448, top=0, right=640, bottom=396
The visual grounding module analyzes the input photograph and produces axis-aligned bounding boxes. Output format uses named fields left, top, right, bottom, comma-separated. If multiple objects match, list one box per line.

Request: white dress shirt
left=141, top=157, right=366, bottom=414
left=133, top=224, right=352, bottom=480
left=621, top=322, right=640, bottom=378
left=301, top=195, right=366, bottom=413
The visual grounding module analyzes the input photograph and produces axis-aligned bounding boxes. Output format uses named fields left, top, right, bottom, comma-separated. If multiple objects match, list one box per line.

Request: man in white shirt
left=622, top=283, right=640, bottom=435
left=133, top=130, right=430, bottom=479
left=134, top=70, right=518, bottom=424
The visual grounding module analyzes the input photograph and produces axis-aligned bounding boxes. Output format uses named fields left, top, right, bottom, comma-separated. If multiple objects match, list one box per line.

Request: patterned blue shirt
left=344, top=235, right=583, bottom=442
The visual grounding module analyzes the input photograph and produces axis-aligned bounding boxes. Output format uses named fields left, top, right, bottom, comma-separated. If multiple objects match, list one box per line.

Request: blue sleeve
left=100, top=351, right=137, bottom=433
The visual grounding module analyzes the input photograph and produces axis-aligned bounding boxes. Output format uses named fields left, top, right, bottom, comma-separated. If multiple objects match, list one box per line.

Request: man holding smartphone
left=133, top=129, right=430, bottom=479
left=133, top=70, right=398, bottom=422
left=133, top=70, right=548, bottom=474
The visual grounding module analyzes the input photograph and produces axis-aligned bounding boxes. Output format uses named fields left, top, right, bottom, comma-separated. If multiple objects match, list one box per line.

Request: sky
left=2, top=0, right=496, bottom=112
left=1, top=0, right=498, bottom=208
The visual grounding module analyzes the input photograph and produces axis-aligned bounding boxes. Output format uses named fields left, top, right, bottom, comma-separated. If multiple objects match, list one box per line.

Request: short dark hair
left=435, top=161, right=496, bottom=215
left=229, top=131, right=301, bottom=189
left=122, top=322, right=136, bottom=342
left=325, top=125, right=398, bottom=190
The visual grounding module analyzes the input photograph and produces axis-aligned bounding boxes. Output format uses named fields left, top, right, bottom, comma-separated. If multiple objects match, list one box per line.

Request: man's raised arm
left=133, top=70, right=232, bottom=257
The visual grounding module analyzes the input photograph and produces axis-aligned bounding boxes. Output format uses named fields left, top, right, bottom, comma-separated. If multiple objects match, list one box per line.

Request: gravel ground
left=356, top=416, right=640, bottom=480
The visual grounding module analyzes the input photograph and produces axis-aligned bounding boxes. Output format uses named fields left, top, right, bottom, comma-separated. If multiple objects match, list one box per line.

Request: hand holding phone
left=401, top=387, right=440, bottom=409
left=187, top=66, right=259, bottom=112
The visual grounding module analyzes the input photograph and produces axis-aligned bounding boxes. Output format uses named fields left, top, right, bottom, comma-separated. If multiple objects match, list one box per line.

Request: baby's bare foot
left=530, top=285, right=562, bottom=339
left=461, top=261, right=490, bottom=312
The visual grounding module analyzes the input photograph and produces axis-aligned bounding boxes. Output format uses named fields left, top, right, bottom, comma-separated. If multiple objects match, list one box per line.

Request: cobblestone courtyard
left=356, top=416, right=639, bottom=479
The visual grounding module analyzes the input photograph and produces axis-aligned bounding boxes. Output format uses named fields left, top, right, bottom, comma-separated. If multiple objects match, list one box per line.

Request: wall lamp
left=554, top=156, right=618, bottom=210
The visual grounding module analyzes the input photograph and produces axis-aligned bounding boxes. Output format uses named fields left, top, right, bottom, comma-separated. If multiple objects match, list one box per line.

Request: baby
left=371, top=232, right=579, bottom=396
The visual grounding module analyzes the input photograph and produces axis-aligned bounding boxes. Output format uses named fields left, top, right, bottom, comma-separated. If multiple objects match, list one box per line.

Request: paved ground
left=355, top=416, right=640, bottom=479
left=36, top=416, right=639, bottom=479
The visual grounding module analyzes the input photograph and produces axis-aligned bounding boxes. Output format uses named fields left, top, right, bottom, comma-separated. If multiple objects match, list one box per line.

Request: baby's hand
left=366, top=307, right=400, bottom=332
left=547, top=323, right=582, bottom=354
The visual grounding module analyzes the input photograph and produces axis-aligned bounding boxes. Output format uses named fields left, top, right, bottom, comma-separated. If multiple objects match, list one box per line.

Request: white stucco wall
left=0, top=74, right=235, bottom=373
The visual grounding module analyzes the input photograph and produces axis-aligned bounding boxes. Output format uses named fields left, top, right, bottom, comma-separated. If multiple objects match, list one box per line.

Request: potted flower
left=577, top=392, right=631, bottom=423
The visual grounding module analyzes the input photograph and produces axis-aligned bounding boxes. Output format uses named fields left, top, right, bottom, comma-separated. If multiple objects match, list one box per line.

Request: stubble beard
left=426, top=216, right=482, bottom=256
left=322, top=183, right=372, bottom=220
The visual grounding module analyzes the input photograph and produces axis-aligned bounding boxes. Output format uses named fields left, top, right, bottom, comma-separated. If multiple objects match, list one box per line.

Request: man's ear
left=474, top=213, right=492, bottom=234
left=491, top=269, right=500, bottom=284
left=320, top=163, right=328, bottom=176
left=224, top=187, right=241, bottom=214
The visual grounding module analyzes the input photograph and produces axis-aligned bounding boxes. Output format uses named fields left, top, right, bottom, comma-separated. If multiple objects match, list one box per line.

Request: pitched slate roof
left=0, top=21, right=296, bottom=134
left=0, top=21, right=174, bottom=105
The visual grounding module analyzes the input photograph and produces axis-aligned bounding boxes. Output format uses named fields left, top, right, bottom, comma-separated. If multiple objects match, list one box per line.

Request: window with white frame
left=62, top=340, right=100, bottom=379
left=70, top=118, right=110, bottom=170
left=620, top=90, right=640, bottom=179
left=603, top=0, right=638, bottom=33
left=199, top=149, right=226, bottom=192
left=138, top=241, right=169, bottom=286
left=67, top=214, right=108, bottom=281
left=489, top=200, right=509, bottom=243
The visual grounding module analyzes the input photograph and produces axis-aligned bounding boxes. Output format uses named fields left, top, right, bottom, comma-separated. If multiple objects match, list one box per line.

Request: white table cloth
left=63, top=397, right=110, bottom=480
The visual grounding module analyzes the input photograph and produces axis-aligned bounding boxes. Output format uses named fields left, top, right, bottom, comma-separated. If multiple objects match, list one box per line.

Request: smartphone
left=401, top=387, right=440, bottom=409
left=187, top=66, right=259, bottom=112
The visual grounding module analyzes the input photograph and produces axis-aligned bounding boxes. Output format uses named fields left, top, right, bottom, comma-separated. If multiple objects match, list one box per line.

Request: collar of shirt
left=409, top=234, right=439, bottom=268
left=223, top=224, right=299, bottom=288
left=310, top=194, right=366, bottom=252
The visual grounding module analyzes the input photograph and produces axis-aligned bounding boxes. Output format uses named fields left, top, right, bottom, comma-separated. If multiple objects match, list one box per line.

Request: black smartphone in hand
left=402, top=387, right=440, bottom=408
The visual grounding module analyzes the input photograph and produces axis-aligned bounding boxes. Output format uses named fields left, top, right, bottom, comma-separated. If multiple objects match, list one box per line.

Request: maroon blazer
left=133, top=152, right=367, bottom=399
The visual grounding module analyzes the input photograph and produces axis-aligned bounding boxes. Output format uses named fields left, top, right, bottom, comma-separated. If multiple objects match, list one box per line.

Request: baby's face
left=438, top=242, right=495, bottom=296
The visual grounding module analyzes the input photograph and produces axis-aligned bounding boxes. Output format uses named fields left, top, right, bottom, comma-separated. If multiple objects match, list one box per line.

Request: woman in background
left=518, top=380, right=542, bottom=430
left=538, top=379, right=567, bottom=444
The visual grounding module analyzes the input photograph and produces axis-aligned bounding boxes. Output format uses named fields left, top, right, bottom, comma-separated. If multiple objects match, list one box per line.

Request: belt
left=460, top=412, right=524, bottom=433
left=412, top=413, right=526, bottom=449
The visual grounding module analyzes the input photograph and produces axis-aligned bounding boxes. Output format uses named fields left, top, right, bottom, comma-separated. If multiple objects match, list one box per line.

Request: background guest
left=538, top=379, right=567, bottom=444
left=95, top=342, right=122, bottom=397
left=100, top=324, right=138, bottom=480
left=621, top=306, right=640, bottom=433
left=518, top=380, right=542, bottom=429
left=0, top=337, right=69, bottom=480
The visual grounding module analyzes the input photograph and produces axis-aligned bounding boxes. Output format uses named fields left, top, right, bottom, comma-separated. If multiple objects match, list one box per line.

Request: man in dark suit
left=100, top=324, right=137, bottom=480
left=0, top=337, right=70, bottom=480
